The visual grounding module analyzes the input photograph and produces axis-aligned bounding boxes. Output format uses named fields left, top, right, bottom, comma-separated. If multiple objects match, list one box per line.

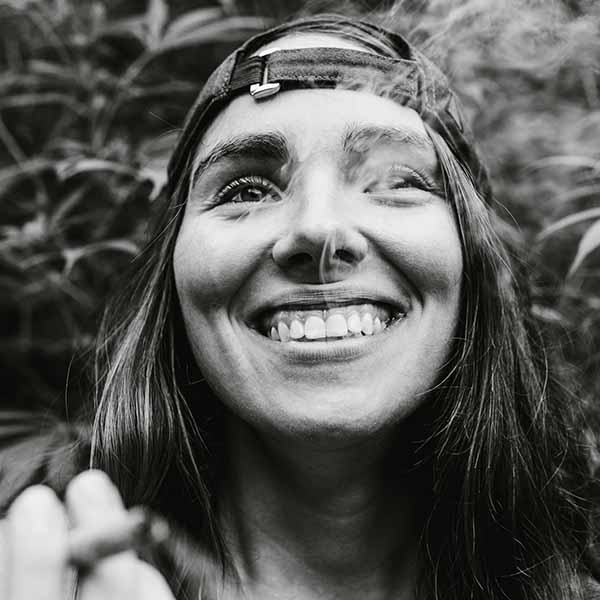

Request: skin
left=174, top=34, right=463, bottom=600
left=0, top=470, right=175, bottom=600
left=1, top=34, right=463, bottom=600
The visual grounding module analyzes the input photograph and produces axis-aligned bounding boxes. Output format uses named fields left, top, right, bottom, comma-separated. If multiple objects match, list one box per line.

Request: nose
left=272, top=190, right=368, bottom=284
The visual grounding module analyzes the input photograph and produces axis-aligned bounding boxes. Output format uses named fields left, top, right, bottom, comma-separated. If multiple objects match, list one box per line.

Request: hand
left=1, top=470, right=176, bottom=600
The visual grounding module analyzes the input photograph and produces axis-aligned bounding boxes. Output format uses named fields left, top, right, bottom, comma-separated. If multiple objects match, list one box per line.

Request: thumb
left=6, top=485, right=70, bottom=600
left=66, top=470, right=173, bottom=600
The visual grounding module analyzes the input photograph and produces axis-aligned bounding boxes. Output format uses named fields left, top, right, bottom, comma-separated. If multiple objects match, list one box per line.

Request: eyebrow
left=191, top=124, right=435, bottom=189
left=342, top=124, right=434, bottom=155
left=192, top=132, right=290, bottom=187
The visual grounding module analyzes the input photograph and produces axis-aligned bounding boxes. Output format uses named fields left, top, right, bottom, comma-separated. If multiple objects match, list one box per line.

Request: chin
left=251, top=387, right=418, bottom=443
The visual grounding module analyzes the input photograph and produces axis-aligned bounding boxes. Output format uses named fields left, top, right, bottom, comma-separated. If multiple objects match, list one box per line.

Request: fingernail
left=11, top=485, right=62, bottom=528
left=8, top=485, right=68, bottom=559
left=67, top=470, right=122, bottom=509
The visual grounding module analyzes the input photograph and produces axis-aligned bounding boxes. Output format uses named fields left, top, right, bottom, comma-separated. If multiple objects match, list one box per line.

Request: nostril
left=333, top=249, right=355, bottom=264
left=272, top=229, right=368, bottom=277
left=286, top=252, right=314, bottom=269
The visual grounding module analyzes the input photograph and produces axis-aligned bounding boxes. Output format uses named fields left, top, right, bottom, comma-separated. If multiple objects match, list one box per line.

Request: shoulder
left=0, top=410, right=91, bottom=515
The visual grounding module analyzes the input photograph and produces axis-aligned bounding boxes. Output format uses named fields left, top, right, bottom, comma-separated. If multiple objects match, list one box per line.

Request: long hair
left=89, top=12, right=595, bottom=600
left=420, top=127, right=593, bottom=600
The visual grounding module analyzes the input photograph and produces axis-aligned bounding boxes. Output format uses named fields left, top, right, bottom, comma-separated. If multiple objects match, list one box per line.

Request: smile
left=258, top=302, right=406, bottom=342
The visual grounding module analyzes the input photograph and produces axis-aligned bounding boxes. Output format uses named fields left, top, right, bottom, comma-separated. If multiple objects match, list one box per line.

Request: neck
left=214, top=415, right=424, bottom=600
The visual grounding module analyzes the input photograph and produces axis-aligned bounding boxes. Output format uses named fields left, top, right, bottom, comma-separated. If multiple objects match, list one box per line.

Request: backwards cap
left=167, top=15, right=490, bottom=198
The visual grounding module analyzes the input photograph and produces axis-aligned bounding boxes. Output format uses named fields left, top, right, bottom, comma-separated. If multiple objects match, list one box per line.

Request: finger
left=65, top=470, right=139, bottom=600
left=136, top=560, right=178, bottom=600
left=7, top=485, right=69, bottom=600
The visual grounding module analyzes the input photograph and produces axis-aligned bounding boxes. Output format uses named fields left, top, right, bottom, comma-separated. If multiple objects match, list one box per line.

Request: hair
left=89, top=11, right=596, bottom=600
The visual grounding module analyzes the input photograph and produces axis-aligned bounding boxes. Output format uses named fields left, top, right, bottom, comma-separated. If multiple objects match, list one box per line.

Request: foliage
left=373, top=0, right=600, bottom=434
left=0, top=0, right=599, bottom=427
left=398, top=0, right=600, bottom=426
left=0, top=0, right=267, bottom=411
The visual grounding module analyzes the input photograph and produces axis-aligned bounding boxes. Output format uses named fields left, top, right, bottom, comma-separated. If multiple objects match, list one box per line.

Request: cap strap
left=229, top=47, right=422, bottom=103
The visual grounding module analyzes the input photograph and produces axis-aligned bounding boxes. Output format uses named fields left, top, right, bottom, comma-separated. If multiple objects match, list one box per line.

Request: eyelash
left=214, top=175, right=281, bottom=205
left=363, top=166, right=439, bottom=194
left=211, top=166, right=438, bottom=207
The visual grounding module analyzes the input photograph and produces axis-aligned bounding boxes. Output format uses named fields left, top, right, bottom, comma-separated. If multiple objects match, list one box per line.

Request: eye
left=364, top=166, right=438, bottom=195
left=214, top=175, right=281, bottom=205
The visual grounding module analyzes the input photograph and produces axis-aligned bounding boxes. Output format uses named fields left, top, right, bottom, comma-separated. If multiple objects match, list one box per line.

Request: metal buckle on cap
left=249, top=48, right=281, bottom=100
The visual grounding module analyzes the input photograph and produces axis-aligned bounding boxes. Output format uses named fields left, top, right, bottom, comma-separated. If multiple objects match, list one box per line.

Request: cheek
left=172, top=216, right=260, bottom=390
left=173, top=212, right=270, bottom=306
left=371, top=206, right=463, bottom=299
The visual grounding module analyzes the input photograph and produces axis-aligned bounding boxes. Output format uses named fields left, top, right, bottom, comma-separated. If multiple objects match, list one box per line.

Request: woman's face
left=173, top=36, right=463, bottom=443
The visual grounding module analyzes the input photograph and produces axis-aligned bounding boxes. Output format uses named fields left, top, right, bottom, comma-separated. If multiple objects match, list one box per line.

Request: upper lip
left=246, top=285, right=411, bottom=323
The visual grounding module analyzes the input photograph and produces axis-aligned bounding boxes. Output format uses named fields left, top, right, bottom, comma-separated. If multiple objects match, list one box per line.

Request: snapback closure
left=249, top=48, right=281, bottom=100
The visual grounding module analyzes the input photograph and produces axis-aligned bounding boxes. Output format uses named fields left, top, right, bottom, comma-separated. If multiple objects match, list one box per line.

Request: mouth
left=254, top=301, right=407, bottom=342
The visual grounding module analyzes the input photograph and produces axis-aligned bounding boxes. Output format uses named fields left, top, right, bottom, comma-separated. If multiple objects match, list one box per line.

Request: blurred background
left=0, top=0, right=599, bottom=440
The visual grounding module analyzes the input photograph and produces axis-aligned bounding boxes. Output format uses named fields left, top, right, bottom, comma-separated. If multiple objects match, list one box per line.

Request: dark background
left=0, top=0, right=599, bottom=447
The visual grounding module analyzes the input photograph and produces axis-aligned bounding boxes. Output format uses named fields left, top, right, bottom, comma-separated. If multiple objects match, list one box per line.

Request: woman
left=1, top=12, right=598, bottom=600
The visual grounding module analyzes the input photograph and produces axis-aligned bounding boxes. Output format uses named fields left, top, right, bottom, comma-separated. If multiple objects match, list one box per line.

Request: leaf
left=27, top=60, right=79, bottom=85
left=55, top=159, right=140, bottom=180
left=140, top=167, right=167, bottom=201
left=0, top=73, right=45, bottom=92
left=568, top=219, right=600, bottom=276
left=0, top=93, right=85, bottom=113
left=162, top=7, right=223, bottom=43
left=537, top=208, right=600, bottom=241
left=531, top=304, right=567, bottom=324
left=146, top=0, right=169, bottom=48
left=0, top=159, right=55, bottom=195
left=157, top=16, right=267, bottom=52
left=94, top=15, right=149, bottom=47
left=554, top=184, right=600, bottom=205
left=48, top=186, right=89, bottom=231
left=136, top=131, right=179, bottom=159
left=20, top=215, right=47, bottom=244
left=53, top=159, right=165, bottom=198
left=527, top=156, right=600, bottom=171
left=62, top=240, right=140, bottom=276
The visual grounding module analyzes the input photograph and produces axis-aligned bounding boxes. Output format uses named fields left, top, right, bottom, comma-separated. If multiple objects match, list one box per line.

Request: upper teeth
left=262, top=303, right=404, bottom=342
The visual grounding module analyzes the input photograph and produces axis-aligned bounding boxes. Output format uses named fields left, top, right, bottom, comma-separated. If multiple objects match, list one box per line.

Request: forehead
left=196, top=88, right=436, bottom=166
left=256, top=31, right=377, bottom=55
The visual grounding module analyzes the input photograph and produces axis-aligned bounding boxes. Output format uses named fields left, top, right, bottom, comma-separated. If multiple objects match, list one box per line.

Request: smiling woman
left=1, top=11, right=599, bottom=600
left=176, top=87, right=462, bottom=444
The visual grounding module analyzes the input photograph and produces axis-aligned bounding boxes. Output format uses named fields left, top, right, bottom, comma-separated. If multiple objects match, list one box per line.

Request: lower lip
left=246, top=317, right=407, bottom=363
